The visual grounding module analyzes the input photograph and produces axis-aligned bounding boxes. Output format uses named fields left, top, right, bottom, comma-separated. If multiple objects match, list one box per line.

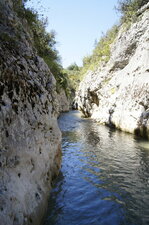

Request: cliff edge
left=77, top=4, right=149, bottom=138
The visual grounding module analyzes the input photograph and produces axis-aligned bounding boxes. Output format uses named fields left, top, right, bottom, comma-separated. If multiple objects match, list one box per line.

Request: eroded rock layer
left=77, top=5, right=149, bottom=138
left=0, top=0, right=63, bottom=224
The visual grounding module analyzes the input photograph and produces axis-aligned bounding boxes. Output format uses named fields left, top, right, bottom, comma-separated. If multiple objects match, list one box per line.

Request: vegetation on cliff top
left=81, top=25, right=119, bottom=72
left=63, top=63, right=81, bottom=98
left=62, top=24, right=119, bottom=93
left=65, top=0, right=149, bottom=93
left=13, top=0, right=69, bottom=95
left=116, top=0, right=149, bottom=23
left=13, top=0, right=149, bottom=96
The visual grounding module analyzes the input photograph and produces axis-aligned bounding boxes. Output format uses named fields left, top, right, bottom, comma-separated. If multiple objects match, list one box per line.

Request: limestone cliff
left=57, top=88, right=70, bottom=112
left=77, top=4, right=149, bottom=138
left=0, top=0, right=65, bottom=224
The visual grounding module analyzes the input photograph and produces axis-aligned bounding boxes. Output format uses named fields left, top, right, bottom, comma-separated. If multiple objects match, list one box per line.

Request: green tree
left=67, top=63, right=79, bottom=71
left=116, top=0, right=149, bottom=23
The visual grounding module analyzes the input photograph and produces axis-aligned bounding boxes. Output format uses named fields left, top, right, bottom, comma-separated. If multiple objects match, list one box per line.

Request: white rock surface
left=0, top=0, right=64, bottom=224
left=77, top=7, right=149, bottom=137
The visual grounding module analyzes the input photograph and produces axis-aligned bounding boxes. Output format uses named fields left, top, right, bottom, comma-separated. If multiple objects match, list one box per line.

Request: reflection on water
left=44, top=111, right=149, bottom=225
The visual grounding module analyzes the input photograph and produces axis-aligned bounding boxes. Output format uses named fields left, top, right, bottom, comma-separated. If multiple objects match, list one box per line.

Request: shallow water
left=44, top=111, right=149, bottom=225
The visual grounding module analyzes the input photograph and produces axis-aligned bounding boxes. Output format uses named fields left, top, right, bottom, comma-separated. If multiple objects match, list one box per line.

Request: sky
left=26, top=0, right=120, bottom=68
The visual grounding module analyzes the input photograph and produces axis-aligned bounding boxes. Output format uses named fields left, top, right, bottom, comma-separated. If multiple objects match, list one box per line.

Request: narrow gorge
left=0, top=0, right=149, bottom=225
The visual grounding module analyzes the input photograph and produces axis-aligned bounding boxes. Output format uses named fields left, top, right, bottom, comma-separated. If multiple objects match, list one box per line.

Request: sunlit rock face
left=77, top=5, right=149, bottom=138
left=57, top=88, right=70, bottom=112
left=0, top=0, right=63, bottom=224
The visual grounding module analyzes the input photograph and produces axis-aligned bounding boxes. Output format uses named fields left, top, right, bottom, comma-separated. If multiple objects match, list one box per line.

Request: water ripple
left=44, top=111, right=149, bottom=225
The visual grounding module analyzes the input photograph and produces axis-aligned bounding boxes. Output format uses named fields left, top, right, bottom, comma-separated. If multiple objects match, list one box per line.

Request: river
left=44, top=111, right=149, bottom=225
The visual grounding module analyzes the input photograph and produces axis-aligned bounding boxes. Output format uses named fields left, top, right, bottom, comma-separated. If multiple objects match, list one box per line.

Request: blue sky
left=26, top=0, right=120, bottom=68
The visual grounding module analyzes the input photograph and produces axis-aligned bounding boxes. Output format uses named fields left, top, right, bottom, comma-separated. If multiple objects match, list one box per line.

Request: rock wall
left=57, top=88, right=69, bottom=112
left=77, top=5, right=149, bottom=138
left=0, top=0, right=64, bottom=224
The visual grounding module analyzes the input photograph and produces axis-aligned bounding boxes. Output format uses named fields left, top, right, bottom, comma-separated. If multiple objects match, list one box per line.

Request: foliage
left=76, top=0, right=149, bottom=91
left=13, top=0, right=149, bottom=96
left=24, top=8, right=62, bottom=75
left=91, top=25, right=119, bottom=64
left=13, top=1, right=69, bottom=93
left=116, top=0, right=149, bottom=23
left=14, top=1, right=119, bottom=96
left=64, top=64, right=81, bottom=97
left=77, top=25, right=119, bottom=80
left=63, top=25, right=119, bottom=93
left=78, top=0, right=149, bottom=85
left=67, top=63, right=80, bottom=71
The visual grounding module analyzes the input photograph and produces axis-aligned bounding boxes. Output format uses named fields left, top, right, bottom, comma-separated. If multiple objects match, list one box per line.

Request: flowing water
left=44, top=111, right=149, bottom=225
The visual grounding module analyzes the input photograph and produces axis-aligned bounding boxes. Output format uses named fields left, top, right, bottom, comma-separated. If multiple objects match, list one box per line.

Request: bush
left=79, top=24, right=119, bottom=78
left=65, top=25, right=119, bottom=90
left=13, top=1, right=69, bottom=92
left=91, top=25, right=119, bottom=63
left=64, top=63, right=81, bottom=96
left=116, top=0, right=149, bottom=23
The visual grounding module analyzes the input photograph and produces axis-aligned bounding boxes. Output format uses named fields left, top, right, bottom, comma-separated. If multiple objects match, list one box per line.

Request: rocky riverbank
left=76, top=3, right=149, bottom=138
left=0, top=0, right=69, bottom=224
